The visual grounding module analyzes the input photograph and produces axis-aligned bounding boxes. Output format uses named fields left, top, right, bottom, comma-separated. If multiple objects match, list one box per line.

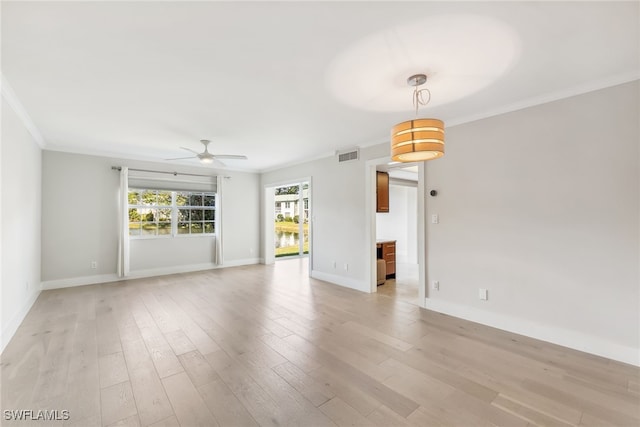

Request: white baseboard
left=1, top=289, right=41, bottom=354
left=311, top=270, right=370, bottom=293
left=41, top=259, right=263, bottom=291
left=41, top=265, right=217, bottom=290
left=424, top=297, right=640, bottom=367
left=128, top=262, right=219, bottom=279
left=222, top=258, right=262, bottom=267
left=42, top=273, right=120, bottom=290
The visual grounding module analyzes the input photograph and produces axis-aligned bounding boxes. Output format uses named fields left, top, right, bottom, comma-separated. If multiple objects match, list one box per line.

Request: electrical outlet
left=479, top=288, right=488, bottom=300
left=91, top=261, right=98, bottom=269
left=432, top=281, right=439, bottom=290
left=431, top=214, right=439, bottom=224
left=344, top=263, right=349, bottom=271
left=332, top=261, right=336, bottom=269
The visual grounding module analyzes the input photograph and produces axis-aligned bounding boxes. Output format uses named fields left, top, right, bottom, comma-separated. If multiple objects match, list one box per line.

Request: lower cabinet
left=376, top=240, right=396, bottom=279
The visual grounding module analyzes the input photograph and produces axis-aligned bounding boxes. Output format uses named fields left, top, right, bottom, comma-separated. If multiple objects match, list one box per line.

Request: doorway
left=366, top=158, right=426, bottom=307
left=274, top=182, right=309, bottom=259
left=260, top=176, right=313, bottom=271
left=375, top=165, right=420, bottom=304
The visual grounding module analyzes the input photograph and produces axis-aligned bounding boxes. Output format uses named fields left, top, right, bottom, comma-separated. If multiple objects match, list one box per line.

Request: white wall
left=1, top=98, right=42, bottom=352
left=130, top=237, right=216, bottom=274
left=41, top=152, right=119, bottom=284
left=41, top=151, right=260, bottom=287
left=376, top=183, right=418, bottom=264
left=220, top=172, right=261, bottom=265
left=425, top=81, right=639, bottom=365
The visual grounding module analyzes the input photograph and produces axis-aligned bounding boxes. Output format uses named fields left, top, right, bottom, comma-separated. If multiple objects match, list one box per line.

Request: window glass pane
left=190, top=194, right=203, bottom=206
left=176, top=193, right=188, bottom=206
left=157, top=191, right=172, bottom=206
left=191, top=209, right=204, bottom=221
left=204, top=222, right=215, bottom=234
left=142, top=209, right=155, bottom=222
left=158, top=222, right=171, bottom=235
left=141, top=222, right=157, bottom=235
left=190, top=223, right=203, bottom=234
left=128, top=191, right=140, bottom=205
left=129, top=224, right=141, bottom=236
left=141, top=190, right=156, bottom=205
left=157, top=208, right=171, bottom=221
left=178, top=209, right=189, bottom=221
left=177, top=222, right=189, bottom=234
left=204, top=195, right=215, bottom=207
left=204, top=209, right=215, bottom=220
left=129, top=208, right=141, bottom=222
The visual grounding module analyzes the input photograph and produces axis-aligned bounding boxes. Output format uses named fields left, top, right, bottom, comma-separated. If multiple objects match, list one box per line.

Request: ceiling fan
left=166, top=139, right=248, bottom=165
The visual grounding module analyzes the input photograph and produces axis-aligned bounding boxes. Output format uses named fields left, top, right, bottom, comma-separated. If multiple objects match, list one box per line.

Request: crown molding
left=1, top=73, right=46, bottom=148
left=446, top=71, right=640, bottom=127
left=44, top=144, right=257, bottom=174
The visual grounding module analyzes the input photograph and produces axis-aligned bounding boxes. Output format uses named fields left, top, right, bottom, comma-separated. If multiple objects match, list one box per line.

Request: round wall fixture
left=326, top=14, right=521, bottom=112
left=430, top=190, right=438, bottom=197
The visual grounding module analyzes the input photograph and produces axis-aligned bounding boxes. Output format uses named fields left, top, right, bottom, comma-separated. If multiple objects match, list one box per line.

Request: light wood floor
left=377, top=262, right=420, bottom=306
left=1, top=259, right=638, bottom=427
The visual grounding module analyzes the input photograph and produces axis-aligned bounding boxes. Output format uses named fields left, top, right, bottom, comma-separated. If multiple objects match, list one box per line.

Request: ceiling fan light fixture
left=390, top=74, right=445, bottom=162
left=165, top=139, right=247, bottom=165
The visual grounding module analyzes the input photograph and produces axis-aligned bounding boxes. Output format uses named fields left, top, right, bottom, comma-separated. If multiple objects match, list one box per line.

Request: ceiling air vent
left=337, top=148, right=359, bottom=163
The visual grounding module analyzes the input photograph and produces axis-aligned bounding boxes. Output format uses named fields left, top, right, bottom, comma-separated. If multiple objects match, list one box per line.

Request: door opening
left=274, top=182, right=310, bottom=259
left=375, top=165, right=420, bottom=305
left=366, top=158, right=426, bottom=307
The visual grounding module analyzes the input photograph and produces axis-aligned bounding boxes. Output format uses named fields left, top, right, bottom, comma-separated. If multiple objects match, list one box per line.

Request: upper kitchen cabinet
left=376, top=171, right=389, bottom=213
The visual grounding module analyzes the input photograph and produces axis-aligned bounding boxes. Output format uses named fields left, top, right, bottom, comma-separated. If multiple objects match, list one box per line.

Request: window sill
left=129, top=234, right=216, bottom=240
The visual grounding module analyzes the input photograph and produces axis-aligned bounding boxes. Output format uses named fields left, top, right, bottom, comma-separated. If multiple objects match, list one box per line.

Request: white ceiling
left=2, top=1, right=638, bottom=172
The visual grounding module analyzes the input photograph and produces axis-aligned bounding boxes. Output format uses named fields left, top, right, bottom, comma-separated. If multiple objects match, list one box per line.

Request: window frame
left=128, top=188, right=217, bottom=239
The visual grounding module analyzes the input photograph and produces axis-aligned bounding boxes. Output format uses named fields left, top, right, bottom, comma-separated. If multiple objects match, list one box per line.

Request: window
left=128, top=189, right=216, bottom=237
left=177, top=192, right=216, bottom=235
left=128, top=190, right=172, bottom=236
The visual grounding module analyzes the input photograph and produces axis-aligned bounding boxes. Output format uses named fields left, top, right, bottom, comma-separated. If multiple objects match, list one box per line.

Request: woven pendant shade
left=391, top=118, right=444, bottom=161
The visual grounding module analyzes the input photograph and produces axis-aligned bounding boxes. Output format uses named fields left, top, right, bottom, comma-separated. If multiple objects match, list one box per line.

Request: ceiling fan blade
left=165, top=155, right=196, bottom=161
left=180, top=147, right=201, bottom=155
left=213, top=154, right=248, bottom=160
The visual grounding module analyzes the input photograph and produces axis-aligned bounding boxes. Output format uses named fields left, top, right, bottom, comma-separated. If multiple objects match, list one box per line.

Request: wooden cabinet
left=376, top=240, right=396, bottom=279
left=376, top=171, right=389, bottom=213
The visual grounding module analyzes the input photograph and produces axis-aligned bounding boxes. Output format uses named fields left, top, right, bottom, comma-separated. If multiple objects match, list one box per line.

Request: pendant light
left=391, top=74, right=444, bottom=162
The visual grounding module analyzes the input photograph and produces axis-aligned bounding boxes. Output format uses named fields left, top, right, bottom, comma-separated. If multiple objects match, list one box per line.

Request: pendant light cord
left=412, top=87, right=431, bottom=117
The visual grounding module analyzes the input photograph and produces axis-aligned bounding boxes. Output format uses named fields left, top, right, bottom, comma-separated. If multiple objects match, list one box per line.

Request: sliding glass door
left=274, top=182, right=309, bottom=258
